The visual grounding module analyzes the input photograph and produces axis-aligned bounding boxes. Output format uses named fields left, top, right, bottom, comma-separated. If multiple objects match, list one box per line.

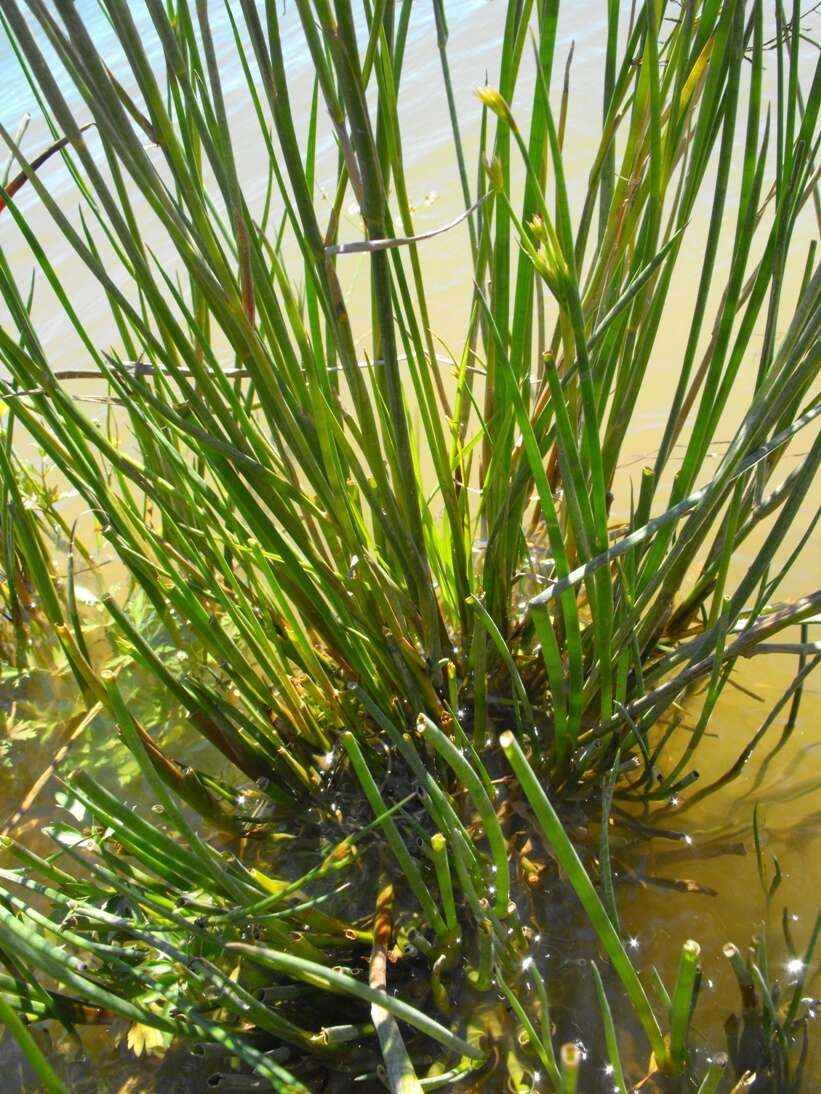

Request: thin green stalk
left=496, top=971, right=560, bottom=1090
left=342, top=733, right=447, bottom=937
left=559, top=1043, right=580, bottom=1094
left=430, top=834, right=458, bottom=933
left=669, top=940, right=701, bottom=1072
left=227, top=943, right=483, bottom=1061
left=499, top=732, right=668, bottom=1067
left=419, top=715, right=510, bottom=919
left=590, top=962, right=628, bottom=1094
left=0, top=996, right=68, bottom=1094
left=696, top=1054, right=728, bottom=1094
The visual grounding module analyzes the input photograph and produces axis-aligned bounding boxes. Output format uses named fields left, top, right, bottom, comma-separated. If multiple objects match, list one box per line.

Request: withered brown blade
left=1, top=123, right=94, bottom=214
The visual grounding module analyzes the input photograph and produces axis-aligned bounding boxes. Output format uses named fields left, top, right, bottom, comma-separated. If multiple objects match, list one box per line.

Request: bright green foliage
left=0, top=0, right=818, bottom=1090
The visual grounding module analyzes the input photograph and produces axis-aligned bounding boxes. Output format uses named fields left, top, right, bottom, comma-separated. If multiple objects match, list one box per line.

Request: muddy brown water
left=1, top=1, right=819, bottom=1090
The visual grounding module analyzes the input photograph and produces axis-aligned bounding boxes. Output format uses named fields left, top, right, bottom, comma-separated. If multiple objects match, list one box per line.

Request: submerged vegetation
left=0, top=0, right=819, bottom=1089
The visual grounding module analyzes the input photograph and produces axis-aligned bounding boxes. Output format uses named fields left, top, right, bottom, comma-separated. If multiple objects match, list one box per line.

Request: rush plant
left=0, top=0, right=818, bottom=1090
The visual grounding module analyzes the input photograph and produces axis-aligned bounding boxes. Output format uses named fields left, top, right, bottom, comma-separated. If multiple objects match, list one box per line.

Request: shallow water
left=1, top=1, right=819, bottom=1090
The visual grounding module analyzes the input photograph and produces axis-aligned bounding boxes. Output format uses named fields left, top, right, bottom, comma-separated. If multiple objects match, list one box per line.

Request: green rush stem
left=669, top=940, right=701, bottom=1073
left=591, top=962, right=628, bottom=1094
left=341, top=733, right=447, bottom=937
left=227, top=942, right=483, bottom=1061
left=560, top=1042, right=580, bottom=1094
left=0, top=996, right=69, bottom=1094
left=419, top=715, right=510, bottom=919
left=695, top=1054, right=728, bottom=1094
left=500, top=732, right=668, bottom=1067
left=431, top=833, right=458, bottom=933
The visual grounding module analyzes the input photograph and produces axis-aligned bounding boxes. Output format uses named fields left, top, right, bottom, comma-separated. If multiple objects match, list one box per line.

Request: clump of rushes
left=0, top=0, right=818, bottom=1090
left=716, top=811, right=821, bottom=1092
left=722, top=921, right=821, bottom=1093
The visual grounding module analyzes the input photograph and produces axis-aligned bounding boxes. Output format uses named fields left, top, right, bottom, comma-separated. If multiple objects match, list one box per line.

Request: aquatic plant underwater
left=0, top=0, right=819, bottom=1089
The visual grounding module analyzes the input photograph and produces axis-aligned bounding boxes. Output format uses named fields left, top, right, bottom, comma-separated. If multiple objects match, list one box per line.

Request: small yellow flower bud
left=484, top=155, right=504, bottom=193
left=529, top=214, right=547, bottom=244
left=474, top=85, right=518, bottom=132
